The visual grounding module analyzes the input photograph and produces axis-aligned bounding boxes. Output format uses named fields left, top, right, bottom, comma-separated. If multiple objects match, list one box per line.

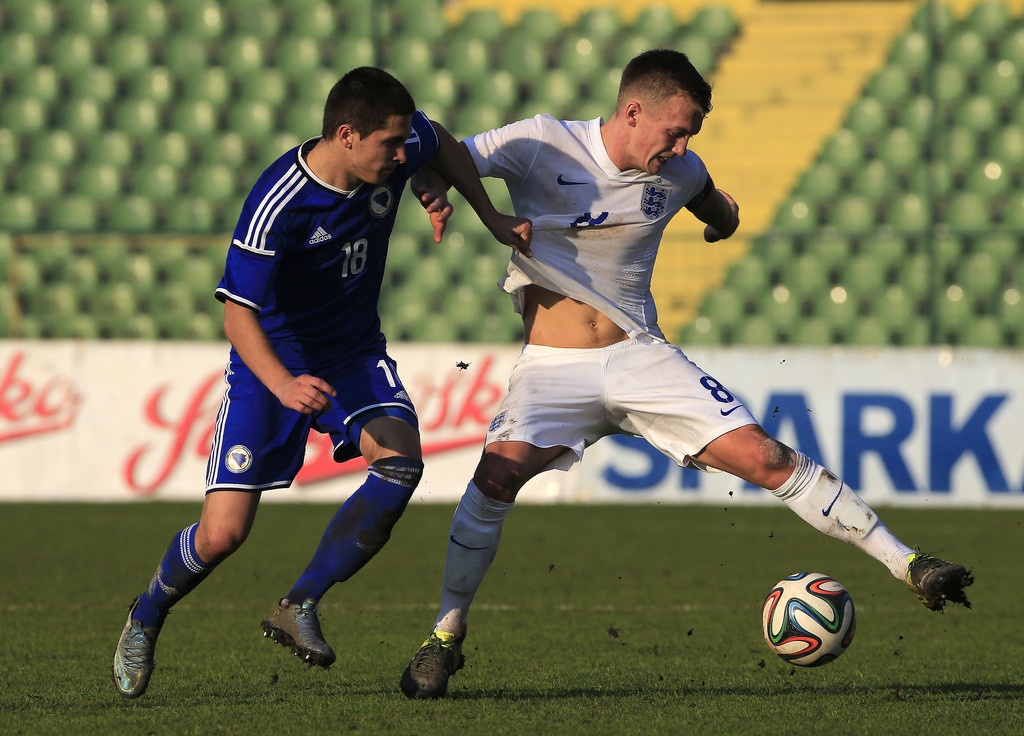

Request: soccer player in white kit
left=400, top=50, right=973, bottom=699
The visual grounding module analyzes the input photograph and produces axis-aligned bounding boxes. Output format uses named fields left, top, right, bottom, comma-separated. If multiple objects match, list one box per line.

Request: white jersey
left=465, top=114, right=714, bottom=341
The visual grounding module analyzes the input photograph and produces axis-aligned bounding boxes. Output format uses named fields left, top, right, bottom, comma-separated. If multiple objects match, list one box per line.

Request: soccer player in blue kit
left=112, top=67, right=532, bottom=699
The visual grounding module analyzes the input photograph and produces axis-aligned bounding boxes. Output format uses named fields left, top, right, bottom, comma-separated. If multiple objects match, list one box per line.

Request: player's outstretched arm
left=223, top=300, right=336, bottom=414
left=426, top=120, right=533, bottom=257
left=693, top=187, right=740, bottom=243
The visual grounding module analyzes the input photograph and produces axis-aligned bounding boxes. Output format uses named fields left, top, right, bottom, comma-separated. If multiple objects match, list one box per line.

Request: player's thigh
left=359, top=415, right=421, bottom=463
left=196, top=489, right=262, bottom=560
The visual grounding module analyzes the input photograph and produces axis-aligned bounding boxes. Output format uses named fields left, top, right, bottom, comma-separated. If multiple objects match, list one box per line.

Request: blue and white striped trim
left=240, top=165, right=307, bottom=253
left=180, top=523, right=208, bottom=573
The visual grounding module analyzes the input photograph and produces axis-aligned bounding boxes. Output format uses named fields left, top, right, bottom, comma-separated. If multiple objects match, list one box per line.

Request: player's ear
left=336, top=124, right=355, bottom=148
left=625, top=100, right=642, bottom=127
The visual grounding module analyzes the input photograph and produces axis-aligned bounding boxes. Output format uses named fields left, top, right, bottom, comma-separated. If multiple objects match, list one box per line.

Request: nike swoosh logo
left=821, top=483, right=844, bottom=516
left=450, top=534, right=490, bottom=551
left=557, top=174, right=586, bottom=186
left=720, top=406, right=741, bottom=416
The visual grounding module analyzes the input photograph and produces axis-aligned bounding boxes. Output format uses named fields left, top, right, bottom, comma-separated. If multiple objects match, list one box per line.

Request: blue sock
left=286, top=457, right=422, bottom=603
left=133, top=523, right=214, bottom=628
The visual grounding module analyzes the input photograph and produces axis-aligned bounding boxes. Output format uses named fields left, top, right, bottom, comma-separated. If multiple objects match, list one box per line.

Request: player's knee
left=369, top=456, right=424, bottom=493
left=474, top=454, right=526, bottom=504
left=759, top=436, right=795, bottom=471
left=196, top=526, right=248, bottom=563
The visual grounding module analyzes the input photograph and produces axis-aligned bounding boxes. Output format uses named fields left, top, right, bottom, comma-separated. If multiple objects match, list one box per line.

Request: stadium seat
left=671, top=35, right=717, bottom=76
left=49, top=195, right=98, bottom=232
left=965, top=160, right=1011, bottom=199
left=144, top=131, right=191, bottom=168
left=104, top=34, right=153, bottom=75
left=842, top=255, right=887, bottom=298
left=126, top=67, right=176, bottom=107
left=999, top=27, right=1024, bottom=67
left=169, top=100, right=220, bottom=139
left=690, top=5, right=739, bottom=45
left=233, top=4, right=282, bottom=38
left=17, top=162, right=63, bottom=202
left=219, top=36, right=265, bottom=76
left=932, top=62, right=968, bottom=105
left=908, top=0, right=956, bottom=35
left=161, top=37, right=210, bottom=74
left=614, top=33, right=660, bottom=69
left=733, top=315, right=778, bottom=346
left=772, top=195, right=816, bottom=234
left=0, top=195, right=37, bottom=231
left=899, top=95, right=935, bottom=136
left=381, top=35, right=434, bottom=86
left=885, top=193, right=931, bottom=236
left=59, top=97, right=104, bottom=136
left=865, top=67, right=911, bottom=106
left=630, top=5, right=679, bottom=46
left=876, top=127, right=921, bottom=174
left=132, top=163, right=180, bottom=200
left=965, top=0, right=1012, bottom=41
left=457, top=8, right=504, bottom=43
left=859, top=229, right=909, bottom=271
left=498, top=36, right=549, bottom=85
left=699, top=289, right=745, bottom=331
left=188, top=164, right=238, bottom=203
left=943, top=191, right=991, bottom=234
left=285, top=2, right=337, bottom=41
left=0, top=32, right=37, bottom=73
left=465, top=69, right=515, bottom=111
left=844, top=97, right=889, bottom=139
left=556, top=35, right=606, bottom=85
left=888, top=31, right=930, bottom=75
left=0, top=96, right=47, bottom=135
left=111, top=98, right=162, bottom=139
left=847, top=160, right=893, bottom=202
left=73, top=162, right=122, bottom=201
left=955, top=95, right=1000, bottom=136
left=180, top=66, right=232, bottom=105
left=819, top=129, right=863, bottom=173
left=13, top=66, right=60, bottom=106
left=829, top=194, right=876, bottom=236
left=8, top=1, right=56, bottom=35
left=274, top=35, right=323, bottom=78
left=119, top=1, right=170, bottom=39
left=48, top=33, right=96, bottom=73
left=72, top=65, right=117, bottom=105
left=281, top=101, right=322, bottom=138
left=82, top=130, right=134, bottom=168
left=574, top=7, right=622, bottom=43
left=164, top=197, right=217, bottom=232
left=797, top=163, right=842, bottom=202
left=1001, top=194, right=1024, bottom=232
left=514, top=8, right=562, bottom=44
left=724, top=254, right=770, bottom=294
left=238, top=68, right=288, bottom=106
left=444, top=36, right=492, bottom=88
left=327, top=36, right=375, bottom=71
left=391, top=0, right=447, bottom=41
left=523, top=69, right=578, bottom=117
left=977, top=60, right=1021, bottom=104
left=196, top=132, right=248, bottom=167
left=948, top=30, right=989, bottom=73
left=105, top=195, right=156, bottom=233
left=176, top=0, right=226, bottom=39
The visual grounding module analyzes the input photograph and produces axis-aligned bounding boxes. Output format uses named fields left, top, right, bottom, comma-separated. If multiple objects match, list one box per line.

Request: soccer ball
left=761, top=572, right=855, bottom=667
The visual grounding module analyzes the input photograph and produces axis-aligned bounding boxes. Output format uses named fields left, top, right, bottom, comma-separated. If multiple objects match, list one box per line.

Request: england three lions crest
left=641, top=184, right=669, bottom=220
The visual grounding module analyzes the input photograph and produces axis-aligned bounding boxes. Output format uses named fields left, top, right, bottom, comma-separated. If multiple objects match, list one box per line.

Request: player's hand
left=275, top=374, right=337, bottom=414
left=419, top=189, right=454, bottom=244
left=489, top=214, right=533, bottom=258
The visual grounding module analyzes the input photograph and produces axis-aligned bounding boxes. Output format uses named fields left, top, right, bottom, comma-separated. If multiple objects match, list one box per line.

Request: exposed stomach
left=521, top=284, right=629, bottom=348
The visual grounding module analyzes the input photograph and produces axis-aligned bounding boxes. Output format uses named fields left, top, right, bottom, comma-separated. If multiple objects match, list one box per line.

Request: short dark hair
left=617, top=49, right=713, bottom=116
left=321, top=67, right=416, bottom=138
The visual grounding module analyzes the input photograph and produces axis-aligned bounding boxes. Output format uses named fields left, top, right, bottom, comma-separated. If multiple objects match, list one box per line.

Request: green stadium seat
left=498, top=36, right=549, bottom=84
left=280, top=101, right=321, bottom=138
left=0, top=32, right=38, bottom=72
left=874, top=285, right=918, bottom=331
left=219, top=36, right=265, bottom=76
left=630, top=6, right=679, bottom=46
left=0, top=195, right=37, bottom=231
left=1001, top=194, right=1024, bottom=232
left=829, top=194, right=876, bottom=236
left=955, top=95, right=1000, bottom=136
left=788, top=316, right=833, bottom=345
left=177, top=0, right=226, bottom=39
left=82, top=130, right=134, bottom=168
left=943, top=191, right=991, bottom=234
left=574, top=7, right=622, bottom=42
left=865, top=67, right=911, bottom=106
left=119, top=1, right=170, bottom=39
left=898, top=95, right=935, bottom=136
left=966, top=316, right=1005, bottom=347
left=999, top=28, right=1024, bottom=67
left=105, top=34, right=153, bottom=75
left=819, top=129, right=863, bottom=172
left=811, top=229, right=853, bottom=272
left=523, top=69, right=577, bottom=117
left=381, top=36, right=434, bottom=86
left=848, top=160, right=893, bottom=202
left=127, top=67, right=176, bottom=106
left=935, top=292, right=974, bottom=343
left=977, top=60, right=1021, bottom=103
left=164, top=196, right=217, bottom=232
left=142, top=131, right=190, bottom=169
left=65, top=0, right=111, bottom=37
left=73, top=161, right=122, bottom=201
left=391, top=0, right=447, bottom=42
left=690, top=5, right=739, bottom=45
left=8, top=1, right=56, bottom=35
left=49, top=195, right=98, bottom=232
left=69, top=253, right=100, bottom=292
left=960, top=251, right=1003, bottom=307
left=0, top=97, right=47, bottom=135
left=989, top=125, right=1024, bottom=167
left=327, top=36, right=375, bottom=71
left=672, top=34, right=717, bottom=75
left=932, top=62, right=967, bottom=105
left=909, top=0, right=955, bottom=35
left=885, top=193, right=931, bottom=236
left=733, top=315, right=778, bottom=346
left=105, top=195, right=156, bottom=232
left=196, top=132, right=247, bottom=167
left=238, top=68, right=288, bottom=106
left=556, top=35, right=606, bottom=85
left=614, top=33, right=659, bottom=69
left=906, top=160, right=954, bottom=198
left=772, top=196, right=816, bottom=234
left=848, top=317, right=891, bottom=345
left=48, top=33, right=95, bottom=73
left=12, top=66, right=60, bottom=105
left=859, top=229, right=908, bottom=270
left=948, top=30, right=989, bottom=72
left=274, top=36, right=323, bottom=78
left=233, top=4, right=282, bottom=38
left=180, top=67, right=232, bottom=105
left=965, top=160, right=1011, bottom=198
left=112, top=98, right=162, bottom=139
left=842, top=255, right=887, bottom=297
left=59, top=97, right=104, bottom=136
left=133, top=163, right=180, bottom=200
left=876, top=127, right=920, bottom=173
left=514, top=8, right=562, bottom=44
left=980, top=231, right=1019, bottom=267
left=17, top=162, right=63, bottom=202
left=442, top=37, right=491, bottom=87
left=72, top=65, right=117, bottom=104
left=888, top=31, right=930, bottom=75
left=965, top=0, right=1011, bottom=41
left=188, top=164, right=237, bottom=203
left=161, top=37, right=210, bottom=74
left=412, top=68, right=458, bottom=110
left=228, top=100, right=276, bottom=140
left=457, top=8, right=505, bottom=43
left=725, top=254, right=770, bottom=294
left=0, top=129, right=18, bottom=168
left=844, top=97, right=888, bottom=139
left=785, top=253, right=830, bottom=302
left=285, top=2, right=337, bottom=41
left=169, top=99, right=220, bottom=139
left=699, top=289, right=745, bottom=331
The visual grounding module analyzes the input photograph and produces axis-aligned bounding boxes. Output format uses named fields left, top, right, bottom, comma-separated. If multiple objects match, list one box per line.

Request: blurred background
left=1, top=0, right=1021, bottom=348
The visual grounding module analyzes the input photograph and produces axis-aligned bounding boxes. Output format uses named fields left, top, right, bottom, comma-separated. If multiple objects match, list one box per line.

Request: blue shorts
left=205, top=351, right=418, bottom=492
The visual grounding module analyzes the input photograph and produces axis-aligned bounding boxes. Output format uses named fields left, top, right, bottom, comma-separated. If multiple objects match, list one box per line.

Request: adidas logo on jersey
left=307, top=226, right=332, bottom=244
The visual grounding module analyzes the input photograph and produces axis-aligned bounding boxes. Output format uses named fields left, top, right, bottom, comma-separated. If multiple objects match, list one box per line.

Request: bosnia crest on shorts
left=641, top=184, right=669, bottom=220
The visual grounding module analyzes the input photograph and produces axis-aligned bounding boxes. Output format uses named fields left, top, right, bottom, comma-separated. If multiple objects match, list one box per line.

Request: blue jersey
left=216, top=111, right=439, bottom=372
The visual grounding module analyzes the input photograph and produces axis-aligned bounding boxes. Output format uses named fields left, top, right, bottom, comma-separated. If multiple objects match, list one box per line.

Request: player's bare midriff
left=521, top=284, right=629, bottom=349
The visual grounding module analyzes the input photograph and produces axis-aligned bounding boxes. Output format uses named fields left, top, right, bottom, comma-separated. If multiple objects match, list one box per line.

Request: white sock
left=434, top=481, right=513, bottom=635
left=771, top=452, right=914, bottom=581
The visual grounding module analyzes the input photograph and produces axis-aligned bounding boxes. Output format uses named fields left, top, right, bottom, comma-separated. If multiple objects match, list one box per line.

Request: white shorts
left=485, top=336, right=756, bottom=472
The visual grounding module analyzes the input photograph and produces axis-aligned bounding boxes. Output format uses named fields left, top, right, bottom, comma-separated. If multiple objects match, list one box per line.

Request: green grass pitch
left=2, top=502, right=1022, bottom=735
